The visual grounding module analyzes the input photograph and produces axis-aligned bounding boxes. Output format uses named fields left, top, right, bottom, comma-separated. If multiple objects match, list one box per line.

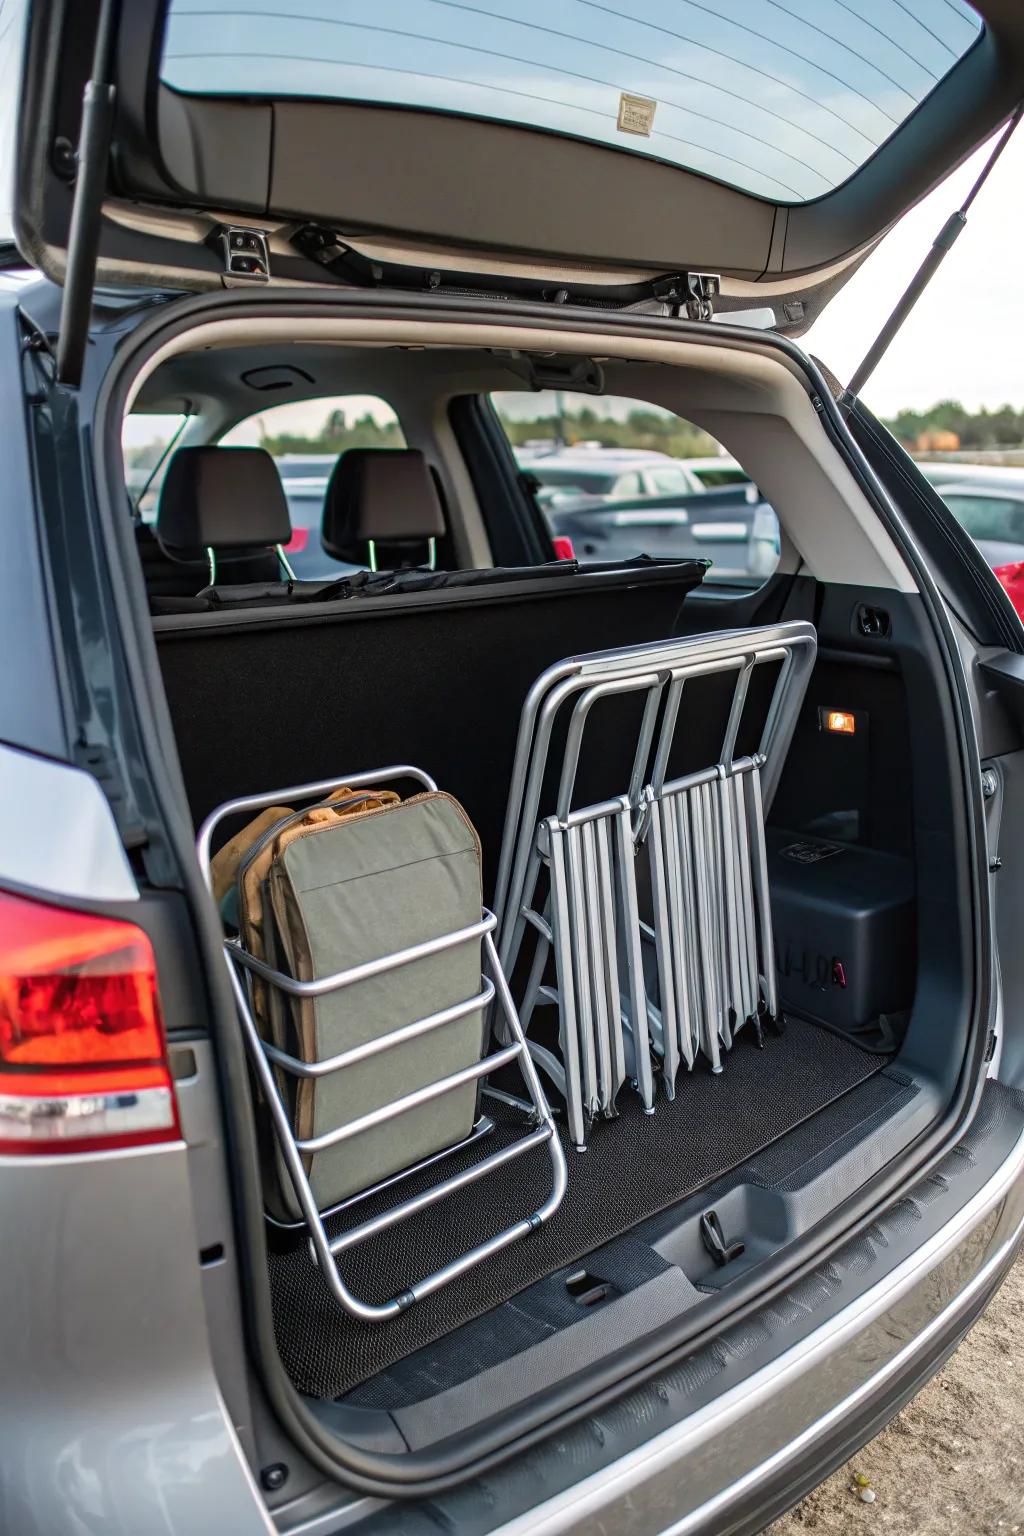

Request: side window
left=691, top=466, right=749, bottom=489
left=649, top=466, right=692, bottom=496
left=941, top=494, right=1024, bottom=545
left=122, top=412, right=192, bottom=518
left=492, top=389, right=779, bottom=585
left=220, top=395, right=405, bottom=578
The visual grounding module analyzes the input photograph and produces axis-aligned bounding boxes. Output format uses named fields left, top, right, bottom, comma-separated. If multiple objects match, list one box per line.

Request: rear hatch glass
left=161, top=1, right=982, bottom=204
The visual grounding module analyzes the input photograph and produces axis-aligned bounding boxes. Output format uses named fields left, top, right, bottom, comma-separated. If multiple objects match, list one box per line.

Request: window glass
left=649, top=466, right=692, bottom=495
left=494, top=389, right=779, bottom=584
left=161, top=0, right=982, bottom=205
left=122, top=411, right=191, bottom=517
left=690, top=465, right=750, bottom=489
left=220, top=395, right=405, bottom=578
left=941, top=493, right=1024, bottom=545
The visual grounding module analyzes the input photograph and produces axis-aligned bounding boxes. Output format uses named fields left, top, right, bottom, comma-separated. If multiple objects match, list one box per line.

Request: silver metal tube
left=731, top=770, right=760, bottom=1025
left=664, top=790, right=697, bottom=1071
left=616, top=799, right=655, bottom=1110
left=595, top=813, right=627, bottom=1104
left=229, top=911, right=496, bottom=998
left=677, top=789, right=704, bottom=1064
left=721, top=656, right=755, bottom=770
left=555, top=674, right=662, bottom=822
left=705, top=775, right=731, bottom=1054
left=547, top=824, right=588, bottom=1148
left=580, top=819, right=613, bottom=1110
left=295, top=1043, right=522, bottom=1154
left=716, top=770, right=743, bottom=1042
left=267, top=1115, right=497, bottom=1230
left=261, top=980, right=495, bottom=1078
left=500, top=673, right=582, bottom=969
left=224, top=957, right=405, bottom=1323
left=196, top=764, right=437, bottom=886
left=566, top=821, right=600, bottom=1119
left=324, top=1125, right=554, bottom=1255
left=494, top=657, right=580, bottom=923
left=746, top=764, right=780, bottom=1019
left=646, top=794, right=680, bottom=1093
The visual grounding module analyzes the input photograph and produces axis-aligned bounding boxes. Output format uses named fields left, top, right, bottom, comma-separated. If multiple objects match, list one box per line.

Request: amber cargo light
left=823, top=709, right=856, bottom=735
left=0, top=891, right=179, bottom=1152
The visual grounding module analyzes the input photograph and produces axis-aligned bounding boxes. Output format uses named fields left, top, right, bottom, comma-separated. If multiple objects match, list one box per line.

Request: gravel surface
left=768, top=1258, right=1024, bottom=1535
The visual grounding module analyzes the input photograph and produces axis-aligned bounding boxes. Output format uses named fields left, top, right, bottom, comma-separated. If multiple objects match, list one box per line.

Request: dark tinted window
left=942, top=494, right=1024, bottom=544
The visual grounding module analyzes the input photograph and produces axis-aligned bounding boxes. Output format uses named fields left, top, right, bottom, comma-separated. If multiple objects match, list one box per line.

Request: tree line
left=879, top=400, right=1024, bottom=450
left=126, top=398, right=1024, bottom=469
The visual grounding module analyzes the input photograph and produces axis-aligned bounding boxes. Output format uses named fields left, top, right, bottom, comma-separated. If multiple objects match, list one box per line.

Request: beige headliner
left=125, top=316, right=916, bottom=593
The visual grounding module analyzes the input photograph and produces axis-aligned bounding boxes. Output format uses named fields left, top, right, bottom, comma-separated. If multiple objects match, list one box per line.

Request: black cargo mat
left=267, top=1019, right=882, bottom=1398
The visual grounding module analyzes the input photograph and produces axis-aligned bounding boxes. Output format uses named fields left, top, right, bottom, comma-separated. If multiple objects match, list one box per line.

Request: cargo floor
left=267, top=1018, right=882, bottom=1399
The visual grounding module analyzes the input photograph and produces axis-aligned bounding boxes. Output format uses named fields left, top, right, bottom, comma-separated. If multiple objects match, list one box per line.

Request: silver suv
left=3, top=4, right=1024, bottom=1533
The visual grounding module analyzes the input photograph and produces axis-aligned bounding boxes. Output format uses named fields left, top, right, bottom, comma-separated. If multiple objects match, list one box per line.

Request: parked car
left=274, top=454, right=356, bottom=579
left=522, top=447, right=749, bottom=510
left=918, top=465, right=1024, bottom=621
left=5, top=4, right=1024, bottom=1534
left=547, top=481, right=781, bottom=578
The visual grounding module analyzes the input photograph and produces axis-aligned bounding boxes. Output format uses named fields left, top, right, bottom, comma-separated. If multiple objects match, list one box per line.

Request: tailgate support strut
left=56, top=0, right=121, bottom=387
left=848, top=103, right=1023, bottom=400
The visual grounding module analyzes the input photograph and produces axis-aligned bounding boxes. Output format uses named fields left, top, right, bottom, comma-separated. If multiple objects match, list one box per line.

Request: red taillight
left=994, top=561, right=1024, bottom=623
left=283, top=527, right=309, bottom=553
left=0, top=892, right=179, bottom=1152
left=552, top=536, right=576, bottom=562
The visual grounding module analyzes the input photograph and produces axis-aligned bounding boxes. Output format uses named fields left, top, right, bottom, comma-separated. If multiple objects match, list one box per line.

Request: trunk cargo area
left=153, top=565, right=929, bottom=1419
left=267, top=1017, right=886, bottom=1399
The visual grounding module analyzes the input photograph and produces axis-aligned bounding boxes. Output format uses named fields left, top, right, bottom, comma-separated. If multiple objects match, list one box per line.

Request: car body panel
left=0, top=1133, right=271, bottom=1536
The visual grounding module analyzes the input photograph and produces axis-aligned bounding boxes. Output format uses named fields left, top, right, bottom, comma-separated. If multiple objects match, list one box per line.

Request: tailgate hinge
left=211, top=225, right=271, bottom=285
left=651, top=271, right=720, bottom=321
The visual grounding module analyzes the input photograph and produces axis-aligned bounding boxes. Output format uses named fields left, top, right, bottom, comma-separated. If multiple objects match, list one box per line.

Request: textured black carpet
left=267, top=1018, right=881, bottom=1398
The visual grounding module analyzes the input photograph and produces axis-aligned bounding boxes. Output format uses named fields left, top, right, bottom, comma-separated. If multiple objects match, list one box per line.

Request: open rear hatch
left=13, top=0, right=1024, bottom=340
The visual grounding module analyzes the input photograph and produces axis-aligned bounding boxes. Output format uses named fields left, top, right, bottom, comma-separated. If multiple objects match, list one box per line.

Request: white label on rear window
left=617, top=94, right=656, bottom=138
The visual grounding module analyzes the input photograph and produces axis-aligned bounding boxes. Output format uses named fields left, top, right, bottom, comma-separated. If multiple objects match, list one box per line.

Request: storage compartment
left=767, top=827, right=917, bottom=1035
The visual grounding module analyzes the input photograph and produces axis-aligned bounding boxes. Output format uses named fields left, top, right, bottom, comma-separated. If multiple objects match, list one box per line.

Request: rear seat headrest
left=322, top=448, right=446, bottom=565
left=157, top=446, right=291, bottom=553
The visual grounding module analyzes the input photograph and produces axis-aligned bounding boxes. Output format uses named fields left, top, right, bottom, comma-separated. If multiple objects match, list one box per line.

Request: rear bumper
left=491, top=1099, right=1024, bottom=1536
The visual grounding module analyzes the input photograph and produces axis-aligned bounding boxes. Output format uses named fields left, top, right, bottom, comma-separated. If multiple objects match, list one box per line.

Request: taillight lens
left=0, top=892, right=179, bottom=1152
left=994, top=561, right=1024, bottom=623
left=283, top=526, right=309, bottom=553
left=551, top=535, right=576, bottom=562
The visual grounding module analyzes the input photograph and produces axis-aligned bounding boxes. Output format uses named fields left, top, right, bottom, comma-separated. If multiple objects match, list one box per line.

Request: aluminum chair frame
left=495, top=624, right=816, bottom=1145
left=197, top=766, right=567, bottom=1324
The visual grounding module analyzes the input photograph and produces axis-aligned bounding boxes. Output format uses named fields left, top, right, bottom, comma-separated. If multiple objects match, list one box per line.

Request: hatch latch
left=651, top=271, right=720, bottom=320
left=215, top=226, right=271, bottom=285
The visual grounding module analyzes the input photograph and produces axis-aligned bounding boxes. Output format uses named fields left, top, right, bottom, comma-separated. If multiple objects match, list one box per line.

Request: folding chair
left=495, top=624, right=816, bottom=1147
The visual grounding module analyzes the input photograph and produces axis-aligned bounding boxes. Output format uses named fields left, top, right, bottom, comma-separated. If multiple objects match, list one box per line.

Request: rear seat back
left=153, top=565, right=706, bottom=892
left=322, top=448, right=446, bottom=571
left=147, top=446, right=291, bottom=611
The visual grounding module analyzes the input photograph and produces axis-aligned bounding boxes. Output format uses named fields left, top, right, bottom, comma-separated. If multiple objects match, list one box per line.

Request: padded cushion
left=322, top=449, right=446, bottom=563
left=157, top=446, right=291, bottom=553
